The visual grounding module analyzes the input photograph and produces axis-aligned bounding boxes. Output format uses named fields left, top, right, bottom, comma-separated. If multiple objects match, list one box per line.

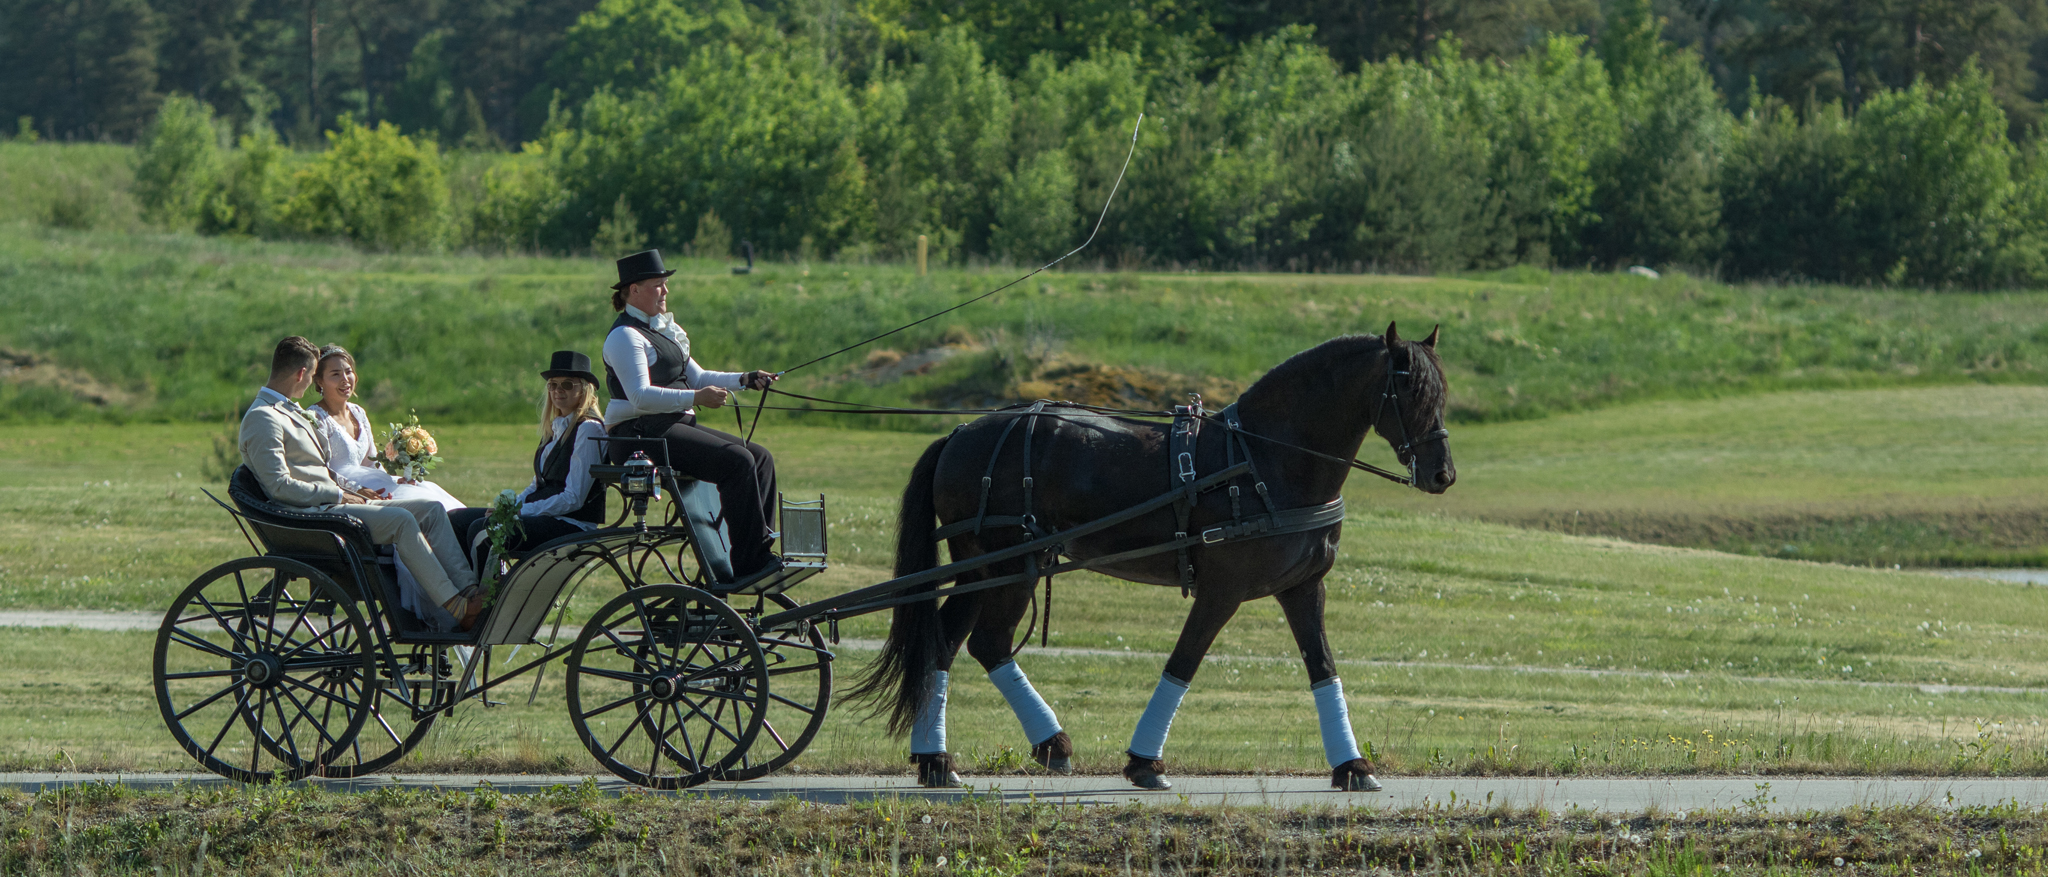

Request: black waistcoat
left=605, top=313, right=689, bottom=402
left=530, top=418, right=607, bottom=525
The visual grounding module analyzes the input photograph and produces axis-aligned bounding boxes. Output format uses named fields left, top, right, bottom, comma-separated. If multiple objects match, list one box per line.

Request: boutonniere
left=293, top=406, right=320, bottom=430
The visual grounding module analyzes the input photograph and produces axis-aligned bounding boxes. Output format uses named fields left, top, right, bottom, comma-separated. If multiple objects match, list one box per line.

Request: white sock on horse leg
left=987, top=661, right=1062, bottom=745
left=910, top=670, right=950, bottom=754
left=1312, top=676, right=1364, bottom=767
left=1126, top=672, right=1190, bottom=761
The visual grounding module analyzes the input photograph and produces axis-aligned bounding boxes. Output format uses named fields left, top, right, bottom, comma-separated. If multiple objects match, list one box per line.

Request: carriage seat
left=227, top=464, right=384, bottom=575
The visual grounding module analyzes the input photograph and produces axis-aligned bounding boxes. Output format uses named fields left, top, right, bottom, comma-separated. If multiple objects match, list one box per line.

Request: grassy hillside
left=7, top=220, right=2048, bottom=426
left=8, top=412, right=2048, bottom=776
left=1376, top=384, right=2048, bottom=566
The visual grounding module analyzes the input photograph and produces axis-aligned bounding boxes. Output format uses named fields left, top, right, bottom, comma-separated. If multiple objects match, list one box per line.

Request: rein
left=747, top=385, right=1431, bottom=488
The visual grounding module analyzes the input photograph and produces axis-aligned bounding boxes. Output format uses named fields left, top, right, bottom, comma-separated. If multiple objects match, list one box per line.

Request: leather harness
left=931, top=398, right=1348, bottom=600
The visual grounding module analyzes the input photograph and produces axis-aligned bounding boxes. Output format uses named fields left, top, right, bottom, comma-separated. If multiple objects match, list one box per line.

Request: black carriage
left=157, top=449, right=832, bottom=789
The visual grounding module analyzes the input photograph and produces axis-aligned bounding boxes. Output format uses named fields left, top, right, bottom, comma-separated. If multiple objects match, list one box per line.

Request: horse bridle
left=1374, top=347, right=1450, bottom=487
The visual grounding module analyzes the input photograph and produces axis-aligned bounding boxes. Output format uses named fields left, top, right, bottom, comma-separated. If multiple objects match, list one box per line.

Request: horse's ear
left=1422, top=324, right=1439, bottom=349
left=1384, top=321, right=1401, bottom=344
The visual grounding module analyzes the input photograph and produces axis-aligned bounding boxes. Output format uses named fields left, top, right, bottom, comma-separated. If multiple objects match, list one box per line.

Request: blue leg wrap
left=988, top=661, right=1062, bottom=745
left=910, top=670, right=949, bottom=755
left=1313, top=676, right=1364, bottom=767
left=1126, top=673, right=1190, bottom=761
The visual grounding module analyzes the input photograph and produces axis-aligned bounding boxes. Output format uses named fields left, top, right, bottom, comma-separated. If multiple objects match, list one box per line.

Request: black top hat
left=612, top=249, right=676, bottom=290
left=541, top=350, right=600, bottom=388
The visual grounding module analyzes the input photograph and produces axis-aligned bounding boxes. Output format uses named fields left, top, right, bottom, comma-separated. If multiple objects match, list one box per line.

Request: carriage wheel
left=303, top=645, right=448, bottom=778
left=721, top=593, right=833, bottom=781
left=564, top=585, right=769, bottom=789
left=153, top=556, right=377, bottom=783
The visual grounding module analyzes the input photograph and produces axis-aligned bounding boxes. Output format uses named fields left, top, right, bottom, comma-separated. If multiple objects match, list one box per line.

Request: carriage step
left=722, top=561, right=825, bottom=597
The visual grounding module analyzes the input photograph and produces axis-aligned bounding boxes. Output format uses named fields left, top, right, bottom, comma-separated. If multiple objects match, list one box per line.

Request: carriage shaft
left=755, top=462, right=1253, bottom=629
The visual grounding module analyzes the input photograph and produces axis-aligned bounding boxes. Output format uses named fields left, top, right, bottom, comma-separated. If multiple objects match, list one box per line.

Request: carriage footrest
left=725, top=561, right=824, bottom=597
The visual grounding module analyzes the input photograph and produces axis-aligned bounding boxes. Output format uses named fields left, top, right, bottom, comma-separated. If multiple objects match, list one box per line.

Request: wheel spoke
left=193, top=593, right=259, bottom=654
left=201, top=690, right=244, bottom=761
left=604, top=700, right=658, bottom=760
left=281, top=674, right=362, bottom=711
left=645, top=701, right=670, bottom=779
left=166, top=628, right=241, bottom=662
left=267, top=687, right=306, bottom=764
left=579, top=691, right=652, bottom=721
left=276, top=684, right=343, bottom=752
left=765, top=690, right=819, bottom=714
left=174, top=681, right=243, bottom=721
left=577, top=665, right=654, bottom=686
left=162, top=667, right=242, bottom=681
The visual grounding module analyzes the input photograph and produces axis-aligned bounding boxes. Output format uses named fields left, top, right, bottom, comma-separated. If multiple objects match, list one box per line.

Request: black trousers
left=610, top=413, right=778, bottom=576
left=464, top=514, right=593, bottom=573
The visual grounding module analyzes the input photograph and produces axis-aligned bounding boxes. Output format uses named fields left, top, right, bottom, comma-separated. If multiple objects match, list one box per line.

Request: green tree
left=1840, top=65, right=2015, bottom=286
left=281, top=117, right=451, bottom=250
left=990, top=149, right=1078, bottom=262
left=133, top=94, right=225, bottom=231
left=544, top=41, right=872, bottom=257
left=0, top=0, right=165, bottom=140
left=1719, top=100, right=1856, bottom=280
left=860, top=26, right=1014, bottom=261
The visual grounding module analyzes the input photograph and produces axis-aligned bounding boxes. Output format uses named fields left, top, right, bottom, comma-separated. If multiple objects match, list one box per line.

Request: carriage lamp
left=622, top=451, right=659, bottom=530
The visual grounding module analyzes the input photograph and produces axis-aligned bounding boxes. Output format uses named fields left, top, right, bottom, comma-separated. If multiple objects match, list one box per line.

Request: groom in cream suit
left=240, top=336, right=483, bottom=629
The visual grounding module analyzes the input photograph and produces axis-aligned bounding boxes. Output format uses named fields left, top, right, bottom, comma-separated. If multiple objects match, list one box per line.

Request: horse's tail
left=849, top=432, right=952, bottom=737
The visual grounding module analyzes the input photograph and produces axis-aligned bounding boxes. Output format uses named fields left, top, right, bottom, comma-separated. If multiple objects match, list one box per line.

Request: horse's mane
left=1241, top=333, right=1446, bottom=424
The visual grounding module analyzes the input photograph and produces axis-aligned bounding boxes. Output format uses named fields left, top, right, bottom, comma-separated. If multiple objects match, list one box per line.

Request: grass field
left=8, top=217, right=2048, bottom=428
left=10, top=785, right=2045, bottom=876
left=7, top=391, right=2048, bottom=779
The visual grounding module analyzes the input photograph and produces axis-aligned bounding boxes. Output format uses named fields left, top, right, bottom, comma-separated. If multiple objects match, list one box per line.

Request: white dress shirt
left=601, top=304, right=745, bottom=426
left=515, top=416, right=608, bottom=530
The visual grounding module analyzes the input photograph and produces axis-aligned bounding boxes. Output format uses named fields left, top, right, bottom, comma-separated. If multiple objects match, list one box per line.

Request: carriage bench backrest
left=223, top=465, right=433, bottom=639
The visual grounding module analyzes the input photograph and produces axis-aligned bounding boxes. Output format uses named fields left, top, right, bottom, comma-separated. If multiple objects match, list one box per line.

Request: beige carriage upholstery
left=472, top=529, right=644, bottom=647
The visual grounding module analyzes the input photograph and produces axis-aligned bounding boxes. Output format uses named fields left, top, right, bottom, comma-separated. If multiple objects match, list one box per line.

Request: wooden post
left=917, top=234, right=928, bottom=277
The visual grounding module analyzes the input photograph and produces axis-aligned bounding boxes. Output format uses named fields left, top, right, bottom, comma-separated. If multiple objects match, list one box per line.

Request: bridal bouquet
left=379, top=411, right=442, bottom=482
left=480, top=489, right=526, bottom=600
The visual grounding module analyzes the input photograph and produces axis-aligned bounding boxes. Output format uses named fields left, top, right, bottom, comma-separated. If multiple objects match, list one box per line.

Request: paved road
left=4, top=772, right=2045, bottom=812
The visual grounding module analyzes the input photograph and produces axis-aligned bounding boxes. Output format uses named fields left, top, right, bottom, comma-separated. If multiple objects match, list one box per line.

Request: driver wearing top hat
left=600, top=250, right=784, bottom=583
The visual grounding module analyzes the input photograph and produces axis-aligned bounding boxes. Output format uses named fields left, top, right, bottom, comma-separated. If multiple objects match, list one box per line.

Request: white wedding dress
left=313, top=402, right=465, bottom=631
left=313, top=402, right=464, bottom=512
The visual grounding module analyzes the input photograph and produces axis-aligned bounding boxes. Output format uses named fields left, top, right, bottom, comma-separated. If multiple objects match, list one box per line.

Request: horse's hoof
left=1032, top=731, right=1075, bottom=775
left=1123, top=754, right=1171, bottom=790
left=1332, top=759, right=1382, bottom=792
left=913, top=752, right=962, bottom=789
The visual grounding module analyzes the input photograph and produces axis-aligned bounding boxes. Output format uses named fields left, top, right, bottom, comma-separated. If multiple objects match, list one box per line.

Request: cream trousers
left=335, top=497, right=476, bottom=606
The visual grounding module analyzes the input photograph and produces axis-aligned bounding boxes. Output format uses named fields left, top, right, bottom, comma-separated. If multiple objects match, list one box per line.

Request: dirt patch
left=1490, top=507, right=2048, bottom=567
left=0, top=348, right=141, bottom=408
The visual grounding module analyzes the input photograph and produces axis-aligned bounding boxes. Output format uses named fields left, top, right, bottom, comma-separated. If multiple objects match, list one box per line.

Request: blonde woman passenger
left=310, top=344, right=464, bottom=513
left=465, top=351, right=610, bottom=560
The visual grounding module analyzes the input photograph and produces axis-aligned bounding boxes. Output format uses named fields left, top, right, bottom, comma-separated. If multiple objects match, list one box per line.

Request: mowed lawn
left=5, top=389, right=2048, bottom=777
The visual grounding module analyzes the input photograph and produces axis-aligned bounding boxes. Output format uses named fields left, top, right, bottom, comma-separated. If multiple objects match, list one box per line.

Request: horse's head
left=1375, top=322, right=1456, bottom=494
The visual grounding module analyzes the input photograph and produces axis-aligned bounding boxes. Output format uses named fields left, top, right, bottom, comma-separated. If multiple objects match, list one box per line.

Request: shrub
left=201, top=124, right=292, bottom=237
left=467, top=143, right=563, bottom=253
left=280, top=118, right=451, bottom=251
left=132, top=95, right=223, bottom=231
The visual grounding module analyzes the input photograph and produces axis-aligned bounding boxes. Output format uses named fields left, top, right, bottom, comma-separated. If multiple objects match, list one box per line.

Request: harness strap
left=972, top=403, right=1039, bottom=536
left=1169, top=396, right=1204, bottom=597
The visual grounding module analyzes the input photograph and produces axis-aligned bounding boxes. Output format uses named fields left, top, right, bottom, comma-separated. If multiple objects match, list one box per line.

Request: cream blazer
left=239, top=393, right=346, bottom=508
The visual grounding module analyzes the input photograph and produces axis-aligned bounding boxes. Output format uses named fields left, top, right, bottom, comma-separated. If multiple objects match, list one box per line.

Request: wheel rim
left=154, top=557, right=376, bottom=783
left=565, top=585, right=768, bottom=789
left=721, top=592, right=832, bottom=781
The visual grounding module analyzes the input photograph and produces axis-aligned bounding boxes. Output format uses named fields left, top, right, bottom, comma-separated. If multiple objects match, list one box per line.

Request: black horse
left=852, top=324, right=1456, bottom=790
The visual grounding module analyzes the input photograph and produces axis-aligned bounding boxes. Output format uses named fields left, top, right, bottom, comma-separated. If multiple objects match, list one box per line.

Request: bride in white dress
left=309, top=345, right=463, bottom=513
